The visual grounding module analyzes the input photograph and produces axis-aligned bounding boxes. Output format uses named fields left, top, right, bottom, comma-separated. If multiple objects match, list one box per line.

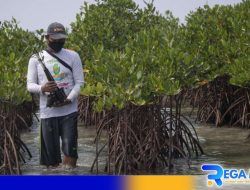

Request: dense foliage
left=0, top=19, right=40, bottom=103
left=67, top=0, right=250, bottom=112
left=184, top=0, right=250, bottom=87
left=1, top=0, right=249, bottom=110
left=68, top=0, right=189, bottom=111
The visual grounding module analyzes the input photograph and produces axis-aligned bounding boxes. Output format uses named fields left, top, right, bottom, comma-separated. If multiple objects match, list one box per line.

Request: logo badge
left=202, top=164, right=250, bottom=187
left=53, top=63, right=60, bottom=75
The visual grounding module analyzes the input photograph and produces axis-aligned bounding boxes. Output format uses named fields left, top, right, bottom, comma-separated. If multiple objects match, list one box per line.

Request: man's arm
left=27, top=56, right=43, bottom=94
left=67, top=53, right=84, bottom=101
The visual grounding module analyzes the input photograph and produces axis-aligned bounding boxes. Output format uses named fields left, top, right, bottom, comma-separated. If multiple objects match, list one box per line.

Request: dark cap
left=46, top=22, right=67, bottom=40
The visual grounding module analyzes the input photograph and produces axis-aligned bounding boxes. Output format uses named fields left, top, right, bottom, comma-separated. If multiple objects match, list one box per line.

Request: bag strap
left=45, top=49, right=72, bottom=72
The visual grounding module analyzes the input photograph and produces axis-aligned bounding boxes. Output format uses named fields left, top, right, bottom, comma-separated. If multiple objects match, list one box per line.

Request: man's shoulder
left=29, top=51, right=44, bottom=62
left=29, top=54, right=39, bottom=62
left=62, top=48, right=79, bottom=56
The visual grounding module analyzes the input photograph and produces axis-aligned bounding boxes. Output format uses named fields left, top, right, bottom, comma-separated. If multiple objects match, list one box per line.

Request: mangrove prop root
left=188, top=76, right=250, bottom=128
left=78, top=96, right=106, bottom=127
left=0, top=99, right=33, bottom=175
left=92, top=96, right=203, bottom=175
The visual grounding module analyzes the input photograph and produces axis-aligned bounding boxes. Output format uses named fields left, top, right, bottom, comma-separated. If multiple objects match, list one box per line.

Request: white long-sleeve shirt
left=27, top=48, right=84, bottom=119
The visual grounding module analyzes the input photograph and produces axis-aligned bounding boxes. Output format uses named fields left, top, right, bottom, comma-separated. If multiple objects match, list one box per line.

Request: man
left=27, top=22, right=84, bottom=169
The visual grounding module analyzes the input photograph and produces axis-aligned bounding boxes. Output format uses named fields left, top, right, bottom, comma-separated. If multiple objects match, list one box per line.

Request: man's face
left=46, top=35, right=66, bottom=52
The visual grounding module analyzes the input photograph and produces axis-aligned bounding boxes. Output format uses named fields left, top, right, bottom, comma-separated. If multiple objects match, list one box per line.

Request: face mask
left=48, top=41, right=65, bottom=52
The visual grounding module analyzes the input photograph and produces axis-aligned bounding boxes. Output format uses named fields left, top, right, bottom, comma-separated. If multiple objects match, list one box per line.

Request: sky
left=0, top=0, right=243, bottom=31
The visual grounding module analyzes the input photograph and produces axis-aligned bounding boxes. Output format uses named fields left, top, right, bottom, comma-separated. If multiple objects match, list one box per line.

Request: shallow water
left=21, top=112, right=250, bottom=189
left=161, top=122, right=250, bottom=175
left=21, top=118, right=107, bottom=175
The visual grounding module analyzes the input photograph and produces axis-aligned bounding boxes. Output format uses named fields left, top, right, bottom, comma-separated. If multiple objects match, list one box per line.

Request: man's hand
left=53, top=99, right=72, bottom=107
left=41, top=81, right=58, bottom=93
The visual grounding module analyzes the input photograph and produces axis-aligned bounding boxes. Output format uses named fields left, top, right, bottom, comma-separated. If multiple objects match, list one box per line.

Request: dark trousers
left=40, top=112, right=78, bottom=166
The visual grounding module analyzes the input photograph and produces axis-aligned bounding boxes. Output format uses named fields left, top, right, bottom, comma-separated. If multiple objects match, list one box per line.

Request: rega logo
left=202, top=164, right=250, bottom=187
